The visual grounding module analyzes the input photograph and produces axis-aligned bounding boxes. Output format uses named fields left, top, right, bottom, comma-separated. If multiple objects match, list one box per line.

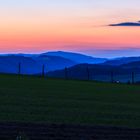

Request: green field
left=0, top=74, right=140, bottom=128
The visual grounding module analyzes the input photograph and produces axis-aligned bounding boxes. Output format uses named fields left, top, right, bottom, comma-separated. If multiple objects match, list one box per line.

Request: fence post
left=86, top=66, right=90, bottom=81
left=18, top=62, right=21, bottom=75
left=65, top=67, right=68, bottom=80
left=111, top=71, right=114, bottom=83
left=42, top=64, right=45, bottom=77
left=132, top=72, right=134, bottom=84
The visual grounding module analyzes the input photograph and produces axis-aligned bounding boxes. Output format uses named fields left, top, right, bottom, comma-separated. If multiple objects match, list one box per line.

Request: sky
left=0, top=0, right=140, bottom=57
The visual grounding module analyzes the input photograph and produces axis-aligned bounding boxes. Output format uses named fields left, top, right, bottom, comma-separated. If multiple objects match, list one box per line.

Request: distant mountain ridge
left=103, top=57, right=140, bottom=65
left=0, top=51, right=106, bottom=75
left=44, top=51, right=107, bottom=64
left=1, top=51, right=140, bottom=77
left=0, top=55, right=76, bottom=74
left=34, top=55, right=76, bottom=72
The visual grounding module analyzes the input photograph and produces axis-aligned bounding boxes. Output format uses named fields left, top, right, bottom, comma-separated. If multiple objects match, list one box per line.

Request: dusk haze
left=0, top=0, right=140, bottom=57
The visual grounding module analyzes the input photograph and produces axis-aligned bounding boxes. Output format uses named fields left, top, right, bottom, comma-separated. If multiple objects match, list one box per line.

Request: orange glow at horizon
left=0, top=0, right=140, bottom=54
left=0, top=26, right=140, bottom=51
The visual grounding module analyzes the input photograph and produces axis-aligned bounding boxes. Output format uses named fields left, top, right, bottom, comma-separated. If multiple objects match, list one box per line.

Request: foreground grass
left=0, top=74, right=140, bottom=127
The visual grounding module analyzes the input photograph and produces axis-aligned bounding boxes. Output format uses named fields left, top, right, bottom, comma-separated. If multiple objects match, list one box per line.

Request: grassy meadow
left=0, top=74, right=140, bottom=128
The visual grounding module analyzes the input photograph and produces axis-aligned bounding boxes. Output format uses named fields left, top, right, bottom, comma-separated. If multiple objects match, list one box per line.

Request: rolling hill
left=34, top=55, right=76, bottom=72
left=0, top=55, right=76, bottom=75
left=1, top=51, right=140, bottom=77
left=0, top=51, right=108, bottom=75
left=103, top=57, right=140, bottom=65
left=44, top=51, right=107, bottom=64
left=0, top=55, right=41, bottom=74
left=47, top=62, right=140, bottom=83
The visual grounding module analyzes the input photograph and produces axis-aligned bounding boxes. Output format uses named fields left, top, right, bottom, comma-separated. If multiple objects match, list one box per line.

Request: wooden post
left=132, top=72, right=134, bottom=84
left=111, top=71, right=114, bottom=83
left=42, top=64, right=45, bottom=77
left=65, top=67, right=68, bottom=80
left=86, top=66, right=90, bottom=81
left=18, top=62, right=21, bottom=75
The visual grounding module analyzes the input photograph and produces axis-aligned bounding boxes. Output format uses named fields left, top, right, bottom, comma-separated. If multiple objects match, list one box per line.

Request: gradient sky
left=0, top=0, right=140, bottom=57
